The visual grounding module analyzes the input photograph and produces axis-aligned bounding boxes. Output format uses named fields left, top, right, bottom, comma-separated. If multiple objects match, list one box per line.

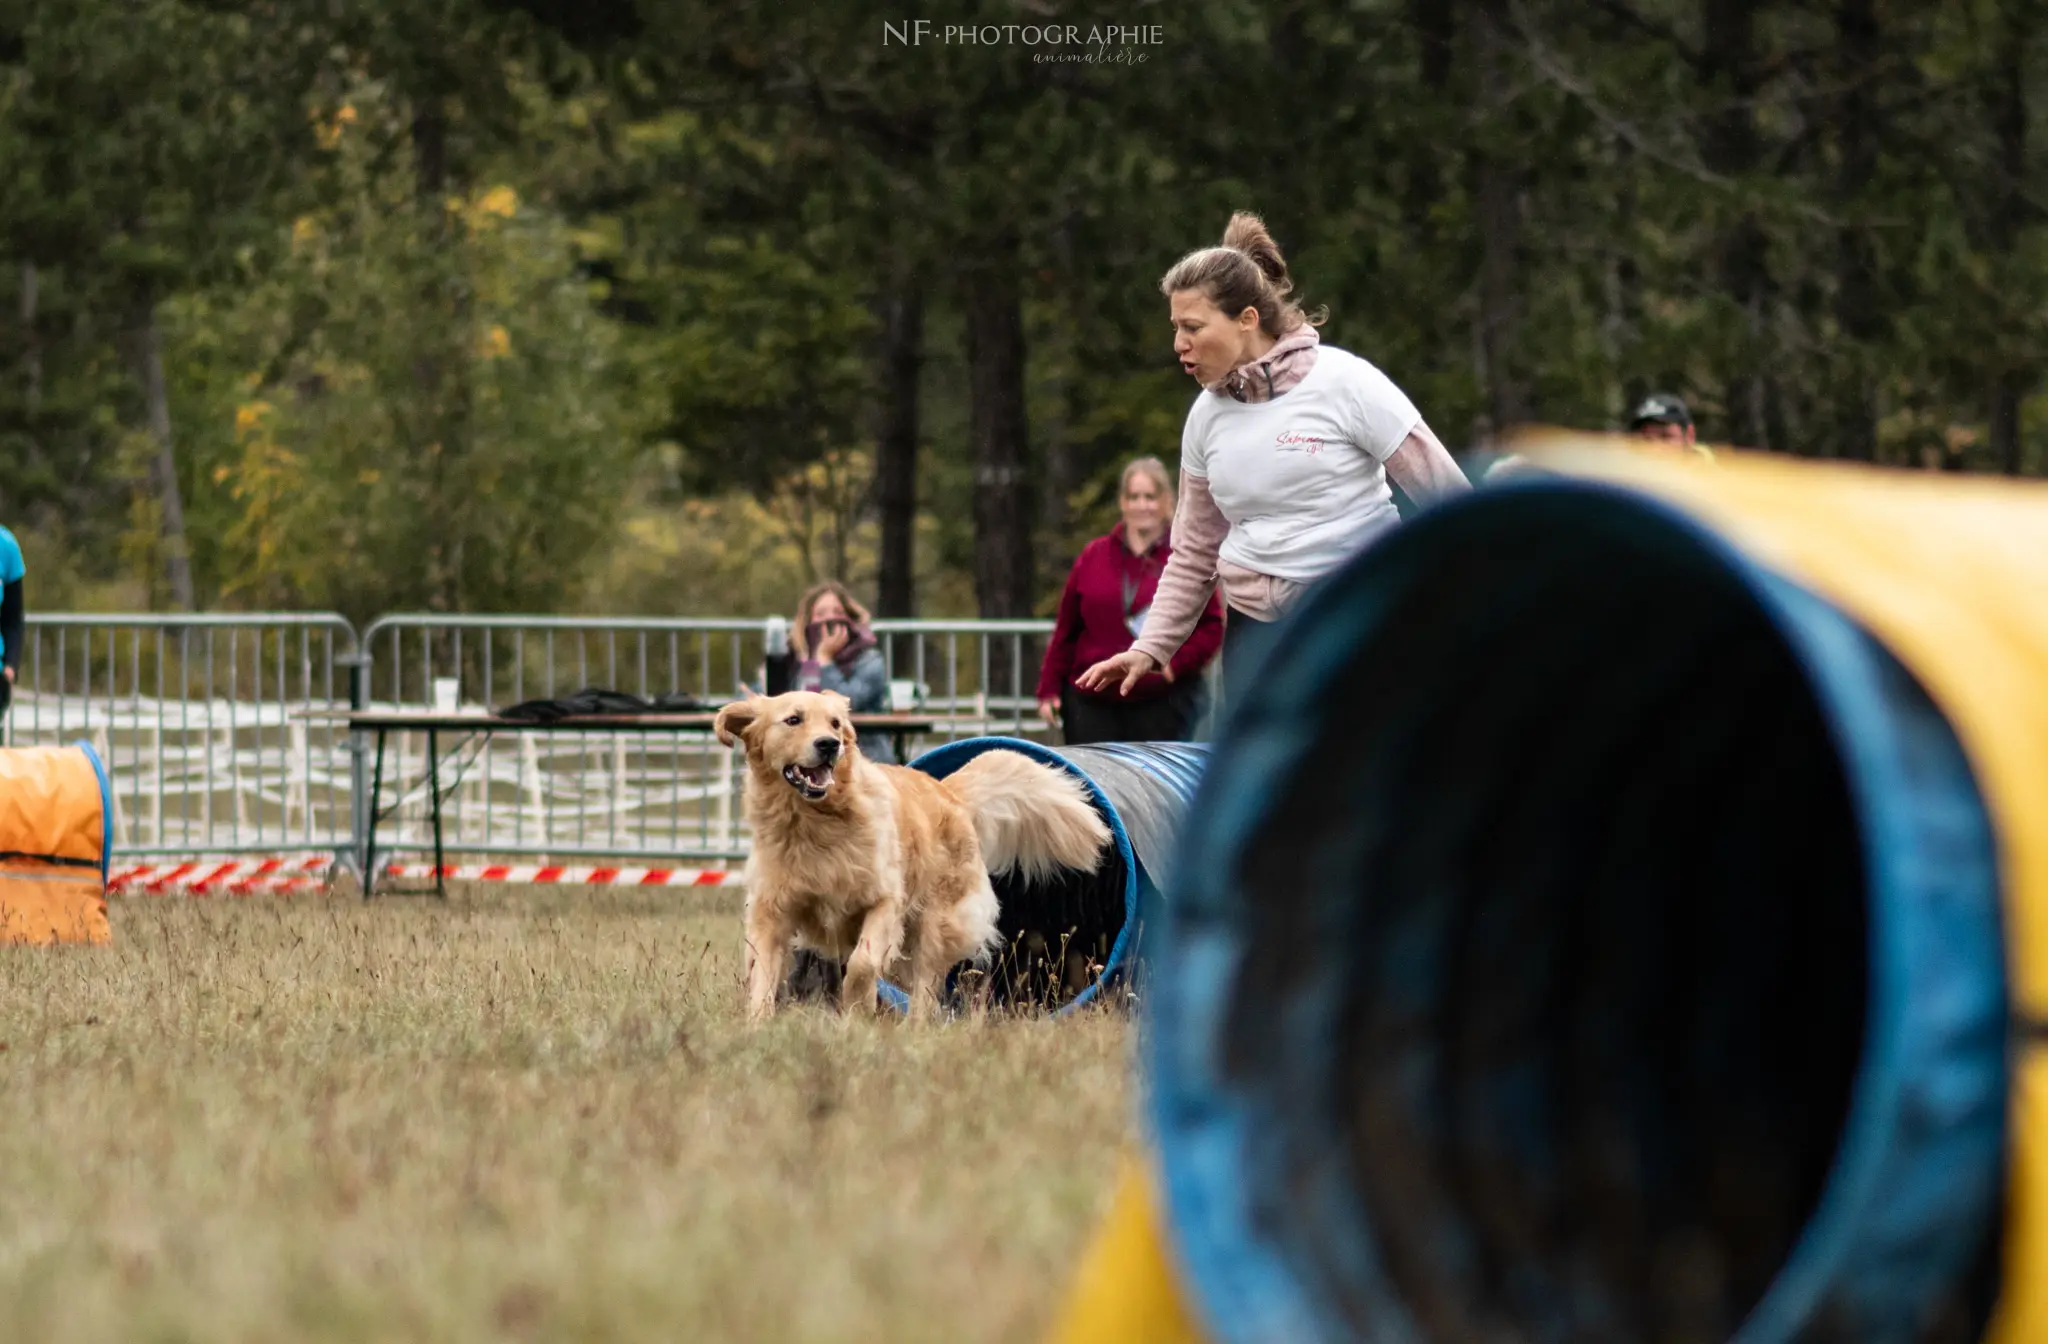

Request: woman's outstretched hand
left=1076, top=649, right=1169, bottom=697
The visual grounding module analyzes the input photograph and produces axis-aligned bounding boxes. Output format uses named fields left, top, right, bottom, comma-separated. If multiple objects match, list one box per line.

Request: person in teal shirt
left=0, top=525, right=23, bottom=720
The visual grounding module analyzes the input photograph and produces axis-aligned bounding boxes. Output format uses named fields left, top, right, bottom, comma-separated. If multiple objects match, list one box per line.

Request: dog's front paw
left=745, top=971, right=781, bottom=1024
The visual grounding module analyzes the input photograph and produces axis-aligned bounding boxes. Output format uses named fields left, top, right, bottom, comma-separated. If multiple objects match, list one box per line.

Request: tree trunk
left=20, top=261, right=40, bottom=422
left=1036, top=214, right=1082, bottom=600
left=1990, top=369, right=2025, bottom=477
left=1415, top=0, right=1454, bottom=95
left=411, top=95, right=472, bottom=614
left=963, top=230, right=1034, bottom=619
left=1037, top=393, right=1076, bottom=601
left=1469, top=0, right=1526, bottom=437
left=1404, top=0, right=1454, bottom=242
left=1601, top=135, right=1644, bottom=424
left=128, top=287, right=195, bottom=611
left=873, top=271, right=922, bottom=618
left=412, top=99, right=448, bottom=204
left=1987, top=6, right=2032, bottom=475
left=1831, top=0, right=1881, bottom=461
left=1701, top=0, right=1771, bottom=450
left=1264, top=3, right=1317, bottom=244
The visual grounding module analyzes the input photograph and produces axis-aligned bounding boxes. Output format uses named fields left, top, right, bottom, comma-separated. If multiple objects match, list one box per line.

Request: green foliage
left=0, top=0, right=316, bottom=546
left=7, top=0, right=2048, bottom=618
left=168, top=91, right=648, bottom=623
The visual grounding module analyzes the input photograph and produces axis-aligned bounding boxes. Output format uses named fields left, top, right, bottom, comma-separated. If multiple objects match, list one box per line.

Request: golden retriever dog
left=714, top=689, right=1110, bottom=1022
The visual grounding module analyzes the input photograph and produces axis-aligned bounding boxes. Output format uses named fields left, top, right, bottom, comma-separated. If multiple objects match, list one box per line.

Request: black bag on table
left=494, top=687, right=717, bottom=723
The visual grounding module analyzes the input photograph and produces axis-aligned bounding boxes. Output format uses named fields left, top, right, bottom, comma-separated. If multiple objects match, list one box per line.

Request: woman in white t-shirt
left=1077, top=211, right=1471, bottom=697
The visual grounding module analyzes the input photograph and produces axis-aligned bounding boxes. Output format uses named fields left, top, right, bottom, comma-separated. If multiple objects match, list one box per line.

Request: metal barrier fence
left=354, top=614, right=1058, bottom=864
left=3, top=614, right=362, bottom=857
left=5, top=612, right=1061, bottom=870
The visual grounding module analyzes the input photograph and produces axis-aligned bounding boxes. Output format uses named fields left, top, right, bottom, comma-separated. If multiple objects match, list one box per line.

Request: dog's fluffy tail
left=943, top=750, right=1111, bottom=883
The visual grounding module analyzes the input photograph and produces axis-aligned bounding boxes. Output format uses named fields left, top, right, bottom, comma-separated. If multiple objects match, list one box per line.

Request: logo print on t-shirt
left=1275, top=429, right=1327, bottom=455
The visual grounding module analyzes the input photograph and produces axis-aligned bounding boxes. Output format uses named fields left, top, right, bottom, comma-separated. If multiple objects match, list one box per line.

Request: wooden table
left=335, top=711, right=948, bottom=897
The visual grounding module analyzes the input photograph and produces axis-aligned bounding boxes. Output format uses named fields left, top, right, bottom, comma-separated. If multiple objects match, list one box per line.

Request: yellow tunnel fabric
left=1052, top=443, right=2048, bottom=1343
left=0, top=744, right=106, bottom=866
left=1525, top=442, right=2048, bottom=1344
left=0, top=858, right=110, bottom=946
left=0, top=744, right=109, bottom=947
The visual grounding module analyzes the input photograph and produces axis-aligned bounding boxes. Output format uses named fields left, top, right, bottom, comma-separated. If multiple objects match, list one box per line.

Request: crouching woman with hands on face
left=1078, top=212, right=1471, bottom=700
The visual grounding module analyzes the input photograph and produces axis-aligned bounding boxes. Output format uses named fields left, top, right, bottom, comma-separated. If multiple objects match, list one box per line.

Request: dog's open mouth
left=782, top=762, right=834, bottom=800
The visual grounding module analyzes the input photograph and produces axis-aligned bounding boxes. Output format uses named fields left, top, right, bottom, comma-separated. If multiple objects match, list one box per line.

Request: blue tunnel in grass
left=1146, top=482, right=2010, bottom=1344
left=881, top=736, right=1206, bottom=1015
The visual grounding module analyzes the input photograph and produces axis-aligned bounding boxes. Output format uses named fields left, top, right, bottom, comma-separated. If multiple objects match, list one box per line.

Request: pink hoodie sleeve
left=1132, top=471, right=1230, bottom=669
left=1383, top=421, right=1472, bottom=501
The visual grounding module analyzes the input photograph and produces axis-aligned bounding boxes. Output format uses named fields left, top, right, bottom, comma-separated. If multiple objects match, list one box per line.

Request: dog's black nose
left=813, top=736, right=841, bottom=762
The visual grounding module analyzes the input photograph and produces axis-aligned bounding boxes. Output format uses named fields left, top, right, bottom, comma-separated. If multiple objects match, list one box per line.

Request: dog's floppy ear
left=824, top=691, right=857, bottom=744
left=714, top=697, right=762, bottom=748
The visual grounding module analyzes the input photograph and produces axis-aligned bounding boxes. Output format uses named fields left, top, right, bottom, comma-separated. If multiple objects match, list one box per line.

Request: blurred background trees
left=2, top=0, right=2044, bottom=620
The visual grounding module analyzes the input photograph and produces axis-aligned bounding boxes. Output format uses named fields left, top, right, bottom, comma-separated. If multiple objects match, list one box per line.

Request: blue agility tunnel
left=902, top=736, right=1206, bottom=1015
left=1141, top=476, right=2010, bottom=1342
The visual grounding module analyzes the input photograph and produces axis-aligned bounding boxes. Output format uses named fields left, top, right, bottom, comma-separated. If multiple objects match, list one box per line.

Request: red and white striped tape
left=380, top=863, right=743, bottom=887
left=110, top=855, right=331, bottom=896
left=108, top=856, right=745, bottom=895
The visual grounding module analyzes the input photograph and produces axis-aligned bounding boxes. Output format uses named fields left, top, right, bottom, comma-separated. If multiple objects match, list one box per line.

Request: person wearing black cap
left=1480, top=392, right=1712, bottom=484
left=1628, top=393, right=1714, bottom=461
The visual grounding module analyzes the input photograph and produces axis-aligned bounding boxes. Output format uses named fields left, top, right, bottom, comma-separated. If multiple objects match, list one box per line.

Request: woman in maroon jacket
left=1037, top=457, right=1225, bottom=744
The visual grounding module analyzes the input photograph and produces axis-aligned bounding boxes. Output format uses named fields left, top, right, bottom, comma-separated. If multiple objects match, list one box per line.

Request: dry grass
left=0, top=886, right=1134, bottom=1343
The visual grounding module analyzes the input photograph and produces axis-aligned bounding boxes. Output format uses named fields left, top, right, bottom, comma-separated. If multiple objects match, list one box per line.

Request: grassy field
left=0, top=887, right=1134, bottom=1342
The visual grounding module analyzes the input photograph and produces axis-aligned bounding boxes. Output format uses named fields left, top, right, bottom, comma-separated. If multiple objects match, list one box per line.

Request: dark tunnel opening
left=979, top=836, right=1129, bottom=1010
left=1207, top=490, right=2005, bottom=1343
